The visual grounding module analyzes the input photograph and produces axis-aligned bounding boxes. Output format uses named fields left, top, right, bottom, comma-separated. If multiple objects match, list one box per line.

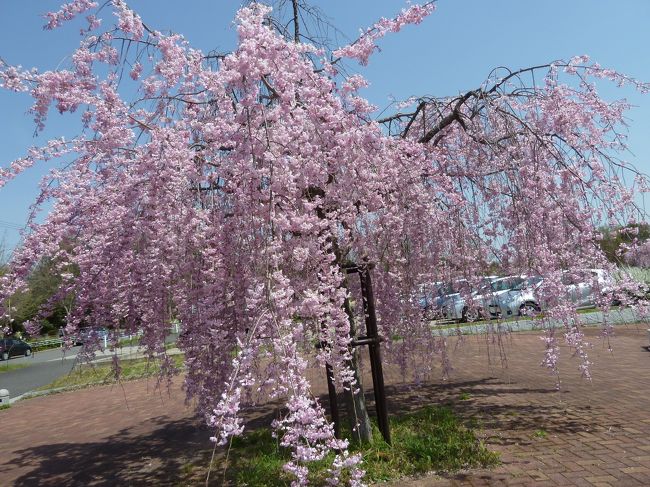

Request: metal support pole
left=323, top=262, right=391, bottom=444
left=325, top=362, right=341, bottom=439
left=359, top=267, right=392, bottom=445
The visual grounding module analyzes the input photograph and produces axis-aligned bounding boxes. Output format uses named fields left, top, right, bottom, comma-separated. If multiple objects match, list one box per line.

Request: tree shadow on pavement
left=3, top=377, right=604, bottom=486
left=4, top=399, right=286, bottom=487
left=378, top=378, right=602, bottom=445
left=5, top=415, right=212, bottom=486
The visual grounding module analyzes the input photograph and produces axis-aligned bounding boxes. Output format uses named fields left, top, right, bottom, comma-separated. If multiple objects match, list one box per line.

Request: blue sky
left=1, top=0, right=650, bottom=252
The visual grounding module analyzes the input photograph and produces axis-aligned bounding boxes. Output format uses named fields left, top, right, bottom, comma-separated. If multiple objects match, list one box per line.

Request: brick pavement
left=382, top=325, right=650, bottom=486
left=0, top=324, right=649, bottom=486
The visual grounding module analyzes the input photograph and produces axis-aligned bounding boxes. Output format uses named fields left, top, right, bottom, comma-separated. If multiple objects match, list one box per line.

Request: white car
left=490, top=276, right=543, bottom=317
left=562, top=268, right=614, bottom=308
left=480, top=276, right=529, bottom=316
left=491, top=269, right=615, bottom=317
left=414, top=281, right=449, bottom=319
left=440, top=276, right=500, bottom=322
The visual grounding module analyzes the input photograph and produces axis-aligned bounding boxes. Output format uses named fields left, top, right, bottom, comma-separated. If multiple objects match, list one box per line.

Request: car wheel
left=2, top=352, right=8, bottom=361
left=519, top=302, right=540, bottom=317
left=462, top=306, right=481, bottom=323
left=25, top=348, right=32, bottom=357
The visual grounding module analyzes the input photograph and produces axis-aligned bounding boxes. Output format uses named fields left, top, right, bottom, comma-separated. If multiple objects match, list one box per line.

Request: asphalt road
left=0, top=333, right=179, bottom=401
left=0, top=346, right=82, bottom=399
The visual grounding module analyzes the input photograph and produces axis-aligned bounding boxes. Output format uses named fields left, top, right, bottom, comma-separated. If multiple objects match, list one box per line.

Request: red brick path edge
left=1, top=325, right=649, bottom=486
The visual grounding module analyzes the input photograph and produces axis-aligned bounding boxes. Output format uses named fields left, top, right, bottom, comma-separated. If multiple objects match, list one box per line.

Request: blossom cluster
left=43, top=0, right=98, bottom=30
left=333, top=3, right=435, bottom=65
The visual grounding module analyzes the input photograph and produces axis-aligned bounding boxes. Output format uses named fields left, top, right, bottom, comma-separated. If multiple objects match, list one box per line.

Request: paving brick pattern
left=382, top=325, right=650, bottom=486
left=0, top=325, right=649, bottom=486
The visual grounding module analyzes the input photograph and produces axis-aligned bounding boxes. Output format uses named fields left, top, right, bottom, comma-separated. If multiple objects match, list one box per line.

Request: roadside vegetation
left=37, top=353, right=184, bottom=391
left=27, top=339, right=65, bottom=352
left=0, top=363, right=29, bottom=374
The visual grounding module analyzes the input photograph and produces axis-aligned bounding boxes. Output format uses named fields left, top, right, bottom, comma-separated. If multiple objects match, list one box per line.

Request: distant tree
left=0, top=1, right=648, bottom=484
left=599, top=223, right=650, bottom=264
left=1, top=257, right=70, bottom=336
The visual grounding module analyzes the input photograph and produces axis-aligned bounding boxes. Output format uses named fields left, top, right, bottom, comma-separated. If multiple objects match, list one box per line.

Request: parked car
left=562, top=269, right=614, bottom=308
left=491, top=269, right=615, bottom=318
left=440, top=276, right=500, bottom=322
left=454, top=275, right=529, bottom=322
left=60, top=327, right=109, bottom=346
left=489, top=276, right=544, bottom=317
left=439, top=279, right=470, bottom=321
left=0, top=338, right=33, bottom=361
left=480, top=276, right=528, bottom=317
left=414, top=281, right=449, bottom=320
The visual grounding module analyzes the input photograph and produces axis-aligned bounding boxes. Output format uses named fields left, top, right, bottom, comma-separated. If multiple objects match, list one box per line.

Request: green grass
left=117, top=335, right=142, bottom=347
left=0, top=404, right=10, bottom=411
left=214, top=406, right=499, bottom=486
left=532, top=429, right=548, bottom=439
left=430, top=313, right=540, bottom=330
left=37, top=354, right=185, bottom=391
left=28, top=341, right=63, bottom=352
left=0, top=363, right=29, bottom=374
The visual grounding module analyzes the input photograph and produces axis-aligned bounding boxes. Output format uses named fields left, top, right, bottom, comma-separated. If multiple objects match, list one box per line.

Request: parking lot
left=0, top=324, right=649, bottom=486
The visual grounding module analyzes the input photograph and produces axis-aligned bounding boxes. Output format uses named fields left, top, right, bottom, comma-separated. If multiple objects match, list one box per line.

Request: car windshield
left=422, top=283, right=445, bottom=297
left=491, top=277, right=525, bottom=292
left=512, top=276, right=542, bottom=291
left=451, top=280, right=472, bottom=295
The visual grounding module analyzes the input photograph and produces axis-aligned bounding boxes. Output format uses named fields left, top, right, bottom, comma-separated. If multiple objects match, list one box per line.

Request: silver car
left=562, top=269, right=614, bottom=308
left=491, top=269, right=615, bottom=317
left=414, top=281, right=448, bottom=319
left=440, top=276, right=500, bottom=322
left=489, top=276, right=543, bottom=317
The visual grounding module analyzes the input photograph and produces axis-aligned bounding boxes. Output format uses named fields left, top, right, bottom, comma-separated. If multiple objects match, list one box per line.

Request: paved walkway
left=386, top=325, right=650, bottom=486
left=0, top=325, right=649, bottom=486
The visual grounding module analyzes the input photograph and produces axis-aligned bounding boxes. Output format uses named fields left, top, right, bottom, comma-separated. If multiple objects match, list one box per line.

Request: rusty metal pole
left=359, top=266, right=392, bottom=445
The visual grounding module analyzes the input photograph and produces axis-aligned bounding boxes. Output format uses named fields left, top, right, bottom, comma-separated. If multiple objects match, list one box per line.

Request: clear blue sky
left=2, top=0, right=650, bottom=252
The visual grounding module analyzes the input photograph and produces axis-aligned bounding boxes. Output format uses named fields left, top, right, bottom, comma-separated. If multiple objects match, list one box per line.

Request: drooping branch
left=417, top=90, right=476, bottom=143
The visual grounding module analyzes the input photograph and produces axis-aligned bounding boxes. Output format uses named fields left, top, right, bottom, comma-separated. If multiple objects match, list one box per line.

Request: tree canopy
left=1, top=1, right=648, bottom=484
left=599, top=223, right=650, bottom=264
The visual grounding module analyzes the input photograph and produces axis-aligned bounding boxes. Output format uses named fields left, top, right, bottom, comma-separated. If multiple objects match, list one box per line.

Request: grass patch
left=28, top=341, right=64, bottom=352
left=214, top=406, right=499, bottom=486
left=0, top=363, right=29, bottom=374
left=37, top=353, right=185, bottom=391
left=117, top=335, right=141, bottom=347
left=458, top=392, right=471, bottom=401
left=430, top=304, right=625, bottom=331
left=532, top=429, right=548, bottom=439
left=430, top=314, right=537, bottom=330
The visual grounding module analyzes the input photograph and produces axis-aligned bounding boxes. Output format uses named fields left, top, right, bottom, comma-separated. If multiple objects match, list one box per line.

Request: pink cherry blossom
left=1, top=2, right=649, bottom=484
left=43, top=0, right=98, bottom=30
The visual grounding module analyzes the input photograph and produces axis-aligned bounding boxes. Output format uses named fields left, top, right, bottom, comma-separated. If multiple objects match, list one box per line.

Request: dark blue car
left=0, top=338, right=32, bottom=361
